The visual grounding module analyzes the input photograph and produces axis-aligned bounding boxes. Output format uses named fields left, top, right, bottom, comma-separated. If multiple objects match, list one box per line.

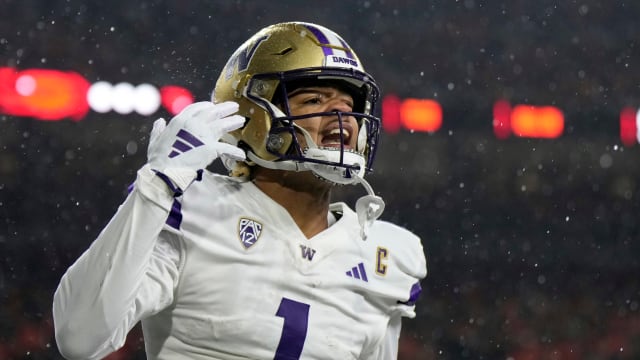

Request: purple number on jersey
left=274, top=297, right=310, bottom=359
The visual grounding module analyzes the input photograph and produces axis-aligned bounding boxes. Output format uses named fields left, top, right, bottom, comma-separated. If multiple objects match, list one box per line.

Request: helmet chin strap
left=247, top=124, right=385, bottom=240
left=247, top=122, right=364, bottom=180
left=353, top=177, right=385, bottom=240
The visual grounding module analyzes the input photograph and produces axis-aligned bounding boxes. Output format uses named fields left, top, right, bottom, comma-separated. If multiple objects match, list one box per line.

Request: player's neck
left=252, top=168, right=332, bottom=239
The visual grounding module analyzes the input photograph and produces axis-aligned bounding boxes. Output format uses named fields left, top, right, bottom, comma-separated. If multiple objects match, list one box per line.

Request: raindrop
left=126, top=141, right=138, bottom=155
left=599, top=154, right=613, bottom=168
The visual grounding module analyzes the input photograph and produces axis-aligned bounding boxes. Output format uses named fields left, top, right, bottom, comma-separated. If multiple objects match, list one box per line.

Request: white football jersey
left=142, top=172, right=426, bottom=359
left=53, top=166, right=427, bottom=360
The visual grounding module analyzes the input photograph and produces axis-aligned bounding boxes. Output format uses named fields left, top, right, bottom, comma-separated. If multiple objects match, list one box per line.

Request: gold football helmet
left=213, top=21, right=381, bottom=185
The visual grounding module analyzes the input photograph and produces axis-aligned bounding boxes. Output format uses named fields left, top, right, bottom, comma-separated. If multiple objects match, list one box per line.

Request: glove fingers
left=179, top=101, right=215, bottom=118
left=197, top=102, right=241, bottom=126
left=149, top=118, right=167, bottom=145
left=210, top=114, right=246, bottom=134
left=181, top=102, right=240, bottom=133
left=214, top=142, right=246, bottom=161
left=207, top=101, right=240, bottom=120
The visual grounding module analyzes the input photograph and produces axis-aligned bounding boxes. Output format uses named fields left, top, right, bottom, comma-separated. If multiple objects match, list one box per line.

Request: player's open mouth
left=320, top=124, right=353, bottom=149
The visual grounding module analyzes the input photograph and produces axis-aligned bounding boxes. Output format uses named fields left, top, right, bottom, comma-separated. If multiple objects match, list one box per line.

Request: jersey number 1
left=274, top=297, right=310, bottom=359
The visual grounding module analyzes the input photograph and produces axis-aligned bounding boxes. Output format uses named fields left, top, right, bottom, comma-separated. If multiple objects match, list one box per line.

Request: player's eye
left=302, top=95, right=323, bottom=105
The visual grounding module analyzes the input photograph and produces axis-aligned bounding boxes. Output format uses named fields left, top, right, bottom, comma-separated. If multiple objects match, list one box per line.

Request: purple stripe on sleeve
left=166, top=199, right=183, bottom=229
left=155, top=172, right=182, bottom=196
left=304, top=25, right=333, bottom=56
left=177, top=129, right=204, bottom=147
left=404, top=282, right=422, bottom=306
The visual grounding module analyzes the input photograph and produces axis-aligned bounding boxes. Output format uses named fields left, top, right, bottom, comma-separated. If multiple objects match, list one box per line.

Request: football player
left=53, top=22, right=427, bottom=360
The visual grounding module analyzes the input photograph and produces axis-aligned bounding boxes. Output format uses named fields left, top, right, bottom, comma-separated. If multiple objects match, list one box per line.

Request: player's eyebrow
left=288, top=87, right=352, bottom=101
left=288, top=87, right=324, bottom=98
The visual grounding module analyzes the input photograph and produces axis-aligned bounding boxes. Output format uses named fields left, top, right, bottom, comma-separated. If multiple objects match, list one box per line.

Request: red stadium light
left=400, top=98, right=442, bottom=133
left=493, top=100, right=564, bottom=139
left=492, top=100, right=512, bottom=139
left=0, top=67, right=195, bottom=120
left=381, top=95, right=442, bottom=134
left=0, top=67, right=90, bottom=120
left=619, top=107, right=638, bottom=146
left=381, top=94, right=402, bottom=134
left=160, top=86, right=194, bottom=115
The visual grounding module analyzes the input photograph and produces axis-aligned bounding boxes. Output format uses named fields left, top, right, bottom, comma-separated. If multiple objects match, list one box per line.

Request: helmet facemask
left=243, top=67, right=381, bottom=185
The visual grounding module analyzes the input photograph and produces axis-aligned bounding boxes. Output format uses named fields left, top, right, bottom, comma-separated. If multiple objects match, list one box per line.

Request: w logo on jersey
left=168, top=129, right=204, bottom=158
left=238, top=218, right=262, bottom=249
left=299, top=245, right=316, bottom=261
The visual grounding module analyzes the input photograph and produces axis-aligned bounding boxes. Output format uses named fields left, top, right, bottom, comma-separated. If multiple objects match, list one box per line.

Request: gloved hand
left=147, top=101, right=246, bottom=195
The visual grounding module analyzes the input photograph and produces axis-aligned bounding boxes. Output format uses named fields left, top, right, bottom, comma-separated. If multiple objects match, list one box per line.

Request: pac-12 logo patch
left=238, top=217, right=263, bottom=249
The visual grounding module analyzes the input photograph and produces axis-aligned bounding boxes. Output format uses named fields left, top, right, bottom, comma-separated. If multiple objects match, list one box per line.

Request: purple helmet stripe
left=304, top=24, right=333, bottom=56
left=338, top=38, right=355, bottom=59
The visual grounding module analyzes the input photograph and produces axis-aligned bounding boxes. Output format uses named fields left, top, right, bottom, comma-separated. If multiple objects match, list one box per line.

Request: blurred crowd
left=2, top=0, right=640, bottom=359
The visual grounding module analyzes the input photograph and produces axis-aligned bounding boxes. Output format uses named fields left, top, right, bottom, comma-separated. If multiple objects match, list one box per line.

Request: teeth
left=328, top=128, right=350, bottom=138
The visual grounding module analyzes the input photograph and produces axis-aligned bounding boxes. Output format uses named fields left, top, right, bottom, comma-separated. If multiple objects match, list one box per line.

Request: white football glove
left=147, top=101, right=246, bottom=195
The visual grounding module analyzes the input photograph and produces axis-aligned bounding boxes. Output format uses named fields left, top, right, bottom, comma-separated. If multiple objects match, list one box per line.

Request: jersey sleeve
left=52, top=165, right=182, bottom=360
left=362, top=314, right=402, bottom=360
left=360, top=221, right=426, bottom=360
left=370, top=220, right=428, bottom=319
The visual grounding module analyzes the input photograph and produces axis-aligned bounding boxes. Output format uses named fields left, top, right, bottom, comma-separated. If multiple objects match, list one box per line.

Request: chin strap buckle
left=354, top=176, right=385, bottom=240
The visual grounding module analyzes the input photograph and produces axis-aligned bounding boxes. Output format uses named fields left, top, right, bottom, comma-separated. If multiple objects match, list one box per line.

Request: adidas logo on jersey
left=346, top=262, right=368, bottom=282
left=169, top=129, right=205, bottom=158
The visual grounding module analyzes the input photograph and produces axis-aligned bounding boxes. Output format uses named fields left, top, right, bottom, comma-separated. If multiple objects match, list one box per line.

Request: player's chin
left=285, top=170, right=334, bottom=191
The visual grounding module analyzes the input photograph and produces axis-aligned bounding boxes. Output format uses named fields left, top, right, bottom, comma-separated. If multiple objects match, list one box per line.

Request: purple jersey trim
left=400, top=281, right=422, bottom=306
left=155, top=172, right=183, bottom=197
left=166, top=199, right=182, bottom=229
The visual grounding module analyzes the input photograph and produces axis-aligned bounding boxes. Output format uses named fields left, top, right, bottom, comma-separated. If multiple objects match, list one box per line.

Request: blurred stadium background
left=1, top=0, right=640, bottom=359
